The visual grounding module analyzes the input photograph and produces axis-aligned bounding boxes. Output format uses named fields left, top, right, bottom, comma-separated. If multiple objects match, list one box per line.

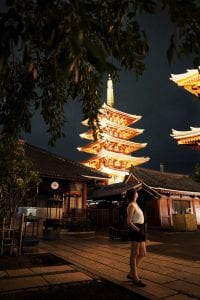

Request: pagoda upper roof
left=171, top=127, right=200, bottom=139
left=81, top=149, right=150, bottom=167
left=82, top=103, right=141, bottom=127
left=99, top=103, right=142, bottom=125
left=170, top=67, right=200, bottom=96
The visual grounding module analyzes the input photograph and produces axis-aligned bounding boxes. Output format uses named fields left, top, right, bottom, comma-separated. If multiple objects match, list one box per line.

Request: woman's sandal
left=126, top=275, right=146, bottom=287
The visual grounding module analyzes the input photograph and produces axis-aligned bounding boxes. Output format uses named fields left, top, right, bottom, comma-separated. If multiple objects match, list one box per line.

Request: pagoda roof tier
left=80, top=122, right=144, bottom=141
left=99, top=103, right=142, bottom=126
left=82, top=103, right=141, bottom=127
left=100, top=166, right=129, bottom=184
left=100, top=165, right=129, bottom=176
left=81, top=149, right=150, bottom=169
left=78, top=133, right=147, bottom=155
left=170, top=67, right=200, bottom=96
left=101, top=133, right=147, bottom=148
left=171, top=127, right=200, bottom=140
left=171, top=127, right=200, bottom=147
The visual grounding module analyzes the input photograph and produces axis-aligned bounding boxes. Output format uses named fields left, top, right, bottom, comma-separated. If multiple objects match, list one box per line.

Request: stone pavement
left=0, top=230, right=200, bottom=299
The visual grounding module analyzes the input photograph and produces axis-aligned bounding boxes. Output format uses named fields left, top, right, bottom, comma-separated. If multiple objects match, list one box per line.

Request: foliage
left=0, top=0, right=199, bottom=145
left=164, top=0, right=200, bottom=65
left=0, top=138, right=40, bottom=220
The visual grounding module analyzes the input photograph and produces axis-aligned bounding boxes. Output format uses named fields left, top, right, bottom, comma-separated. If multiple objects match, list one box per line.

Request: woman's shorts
left=128, top=223, right=146, bottom=242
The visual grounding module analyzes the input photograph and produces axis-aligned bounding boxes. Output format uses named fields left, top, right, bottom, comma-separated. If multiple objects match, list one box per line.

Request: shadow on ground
left=147, top=229, right=200, bottom=261
left=0, top=252, right=69, bottom=270
left=1, top=280, right=146, bottom=300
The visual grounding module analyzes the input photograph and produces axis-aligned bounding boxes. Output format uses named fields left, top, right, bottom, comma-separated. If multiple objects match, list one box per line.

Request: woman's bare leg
left=129, top=241, right=140, bottom=281
left=136, top=241, right=147, bottom=266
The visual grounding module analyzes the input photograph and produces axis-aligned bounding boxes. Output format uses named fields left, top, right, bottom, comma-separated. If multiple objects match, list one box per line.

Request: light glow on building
left=78, top=76, right=150, bottom=184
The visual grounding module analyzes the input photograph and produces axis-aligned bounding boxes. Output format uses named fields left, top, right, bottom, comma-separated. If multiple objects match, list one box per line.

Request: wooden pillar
left=82, top=182, right=87, bottom=209
left=167, top=196, right=172, bottom=227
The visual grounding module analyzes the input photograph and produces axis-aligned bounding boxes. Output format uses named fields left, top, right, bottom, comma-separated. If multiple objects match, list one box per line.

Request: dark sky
left=25, top=8, right=200, bottom=176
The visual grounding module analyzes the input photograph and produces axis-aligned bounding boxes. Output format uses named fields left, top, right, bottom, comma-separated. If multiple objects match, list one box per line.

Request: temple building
left=77, top=75, right=150, bottom=184
left=170, top=67, right=200, bottom=148
left=171, top=127, right=200, bottom=150
left=170, top=66, right=200, bottom=97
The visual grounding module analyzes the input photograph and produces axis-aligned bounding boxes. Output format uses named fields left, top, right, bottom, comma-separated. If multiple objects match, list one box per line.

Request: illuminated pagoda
left=170, top=66, right=200, bottom=97
left=77, top=75, right=150, bottom=184
left=170, top=67, right=200, bottom=149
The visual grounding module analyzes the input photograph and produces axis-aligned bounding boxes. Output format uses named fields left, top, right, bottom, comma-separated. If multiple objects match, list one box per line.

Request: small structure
left=170, top=67, right=200, bottom=147
left=170, top=67, right=200, bottom=97
left=171, top=127, right=200, bottom=150
left=78, top=75, right=150, bottom=184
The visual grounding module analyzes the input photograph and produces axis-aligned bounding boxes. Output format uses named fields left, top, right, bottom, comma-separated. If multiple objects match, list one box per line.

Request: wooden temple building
left=90, top=167, right=200, bottom=230
left=170, top=66, right=200, bottom=148
left=78, top=76, right=150, bottom=184
left=24, top=143, right=109, bottom=218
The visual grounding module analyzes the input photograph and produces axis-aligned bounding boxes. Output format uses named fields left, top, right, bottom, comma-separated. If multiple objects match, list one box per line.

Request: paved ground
left=147, top=229, right=200, bottom=262
left=0, top=229, right=200, bottom=299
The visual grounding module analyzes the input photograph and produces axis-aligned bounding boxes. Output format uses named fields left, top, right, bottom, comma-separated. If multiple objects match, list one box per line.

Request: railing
left=62, top=207, right=120, bottom=229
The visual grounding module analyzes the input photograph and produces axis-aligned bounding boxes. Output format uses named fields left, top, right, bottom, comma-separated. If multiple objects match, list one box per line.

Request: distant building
left=170, top=67, right=200, bottom=148
left=171, top=127, right=200, bottom=150
left=170, top=66, right=200, bottom=97
left=78, top=75, right=150, bottom=184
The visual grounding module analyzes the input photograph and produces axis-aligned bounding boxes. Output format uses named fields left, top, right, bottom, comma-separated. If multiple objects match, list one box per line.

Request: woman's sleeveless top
left=128, top=203, right=144, bottom=224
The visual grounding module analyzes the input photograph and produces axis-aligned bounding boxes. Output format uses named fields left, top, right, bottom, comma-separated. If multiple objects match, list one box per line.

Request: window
left=172, top=200, right=190, bottom=214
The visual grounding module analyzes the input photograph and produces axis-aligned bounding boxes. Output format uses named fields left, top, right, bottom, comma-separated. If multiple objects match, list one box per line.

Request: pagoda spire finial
left=107, top=74, right=114, bottom=107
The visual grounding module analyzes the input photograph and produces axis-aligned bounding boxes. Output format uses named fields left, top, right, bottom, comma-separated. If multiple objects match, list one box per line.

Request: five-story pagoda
left=77, top=76, right=150, bottom=184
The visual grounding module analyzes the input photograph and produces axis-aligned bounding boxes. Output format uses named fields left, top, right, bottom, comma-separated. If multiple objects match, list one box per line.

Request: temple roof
left=170, top=67, right=200, bottom=96
left=90, top=167, right=200, bottom=198
left=171, top=127, right=200, bottom=139
left=132, top=167, right=200, bottom=196
left=89, top=173, right=160, bottom=199
left=24, top=143, right=109, bottom=181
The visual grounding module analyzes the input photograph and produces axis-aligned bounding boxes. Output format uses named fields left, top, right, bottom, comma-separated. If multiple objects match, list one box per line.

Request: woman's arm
left=127, top=203, right=140, bottom=232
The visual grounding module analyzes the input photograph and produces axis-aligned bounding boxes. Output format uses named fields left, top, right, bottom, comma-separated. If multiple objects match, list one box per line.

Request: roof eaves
left=154, top=187, right=200, bottom=197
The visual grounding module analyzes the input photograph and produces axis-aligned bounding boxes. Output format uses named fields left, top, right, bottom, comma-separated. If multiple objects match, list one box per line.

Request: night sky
left=25, top=8, right=200, bottom=176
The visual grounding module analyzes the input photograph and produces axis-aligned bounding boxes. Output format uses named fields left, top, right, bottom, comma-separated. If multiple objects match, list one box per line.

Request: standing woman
left=126, top=188, right=147, bottom=287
